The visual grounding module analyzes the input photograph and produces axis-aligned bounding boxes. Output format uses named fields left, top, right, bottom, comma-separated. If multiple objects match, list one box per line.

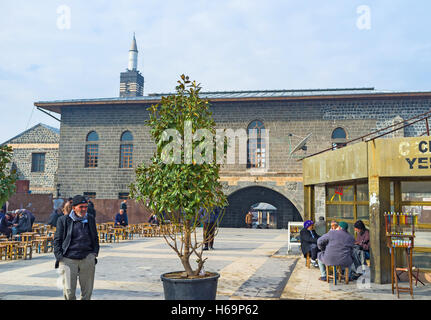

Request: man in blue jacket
left=54, top=195, right=99, bottom=300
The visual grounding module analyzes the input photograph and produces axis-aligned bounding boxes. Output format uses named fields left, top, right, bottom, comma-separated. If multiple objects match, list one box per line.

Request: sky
left=1, top=0, right=431, bottom=143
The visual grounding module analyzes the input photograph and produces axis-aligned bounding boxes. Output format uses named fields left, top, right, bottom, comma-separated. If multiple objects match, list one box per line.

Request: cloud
left=1, top=0, right=431, bottom=143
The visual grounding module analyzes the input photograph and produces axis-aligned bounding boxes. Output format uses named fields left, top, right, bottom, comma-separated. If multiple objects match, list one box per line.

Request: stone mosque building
left=35, top=35, right=431, bottom=229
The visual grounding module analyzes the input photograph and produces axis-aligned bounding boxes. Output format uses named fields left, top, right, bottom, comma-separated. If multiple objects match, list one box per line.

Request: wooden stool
left=326, top=265, right=349, bottom=285
left=5, top=242, right=19, bottom=260
left=45, top=236, right=54, bottom=252
left=35, top=237, right=48, bottom=253
left=98, top=231, right=107, bottom=243
left=17, top=243, right=32, bottom=260
left=0, top=244, right=8, bottom=260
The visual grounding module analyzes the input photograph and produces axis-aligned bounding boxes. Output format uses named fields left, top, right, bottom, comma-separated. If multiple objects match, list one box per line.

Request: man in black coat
left=300, top=220, right=320, bottom=267
left=54, top=195, right=99, bottom=300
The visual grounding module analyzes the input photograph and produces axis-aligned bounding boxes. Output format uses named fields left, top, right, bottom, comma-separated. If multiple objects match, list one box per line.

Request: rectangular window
left=120, top=144, right=133, bottom=168
left=83, top=192, right=96, bottom=199
left=325, top=182, right=370, bottom=233
left=118, top=192, right=129, bottom=200
left=327, top=204, right=354, bottom=219
left=31, top=153, right=45, bottom=172
left=85, top=144, right=98, bottom=168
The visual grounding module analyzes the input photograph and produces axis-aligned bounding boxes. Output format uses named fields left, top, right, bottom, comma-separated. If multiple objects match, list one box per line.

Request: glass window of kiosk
left=400, top=181, right=431, bottom=270
left=325, top=182, right=369, bottom=236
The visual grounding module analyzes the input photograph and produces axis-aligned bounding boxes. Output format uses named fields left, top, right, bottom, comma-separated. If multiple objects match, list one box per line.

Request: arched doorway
left=220, top=186, right=302, bottom=228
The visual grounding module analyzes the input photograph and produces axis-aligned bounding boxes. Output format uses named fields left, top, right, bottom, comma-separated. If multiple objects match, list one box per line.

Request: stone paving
left=1, top=227, right=430, bottom=300
left=0, top=228, right=296, bottom=300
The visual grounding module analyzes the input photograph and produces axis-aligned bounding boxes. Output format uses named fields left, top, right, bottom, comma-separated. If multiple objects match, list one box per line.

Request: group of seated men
left=300, top=219, right=370, bottom=281
left=0, top=208, right=36, bottom=238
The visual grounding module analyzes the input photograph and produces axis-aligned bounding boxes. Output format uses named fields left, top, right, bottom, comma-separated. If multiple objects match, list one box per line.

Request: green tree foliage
left=131, top=75, right=227, bottom=277
left=0, top=145, right=16, bottom=208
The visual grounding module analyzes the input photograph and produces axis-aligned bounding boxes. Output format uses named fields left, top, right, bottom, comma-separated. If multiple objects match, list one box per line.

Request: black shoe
left=203, top=247, right=209, bottom=251
left=210, top=247, right=214, bottom=250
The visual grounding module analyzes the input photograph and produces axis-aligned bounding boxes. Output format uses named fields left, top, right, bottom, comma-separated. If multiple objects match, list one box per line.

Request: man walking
left=54, top=195, right=99, bottom=300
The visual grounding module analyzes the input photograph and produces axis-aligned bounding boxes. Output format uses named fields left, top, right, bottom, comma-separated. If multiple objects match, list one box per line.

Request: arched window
left=331, top=127, right=347, bottom=140
left=85, top=131, right=99, bottom=168
left=121, top=131, right=133, bottom=141
left=247, top=120, right=266, bottom=168
left=331, top=127, right=347, bottom=149
left=86, top=131, right=99, bottom=141
left=120, top=131, right=133, bottom=168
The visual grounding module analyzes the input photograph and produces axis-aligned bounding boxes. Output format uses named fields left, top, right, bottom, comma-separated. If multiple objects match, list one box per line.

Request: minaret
left=120, top=33, right=144, bottom=97
left=128, top=33, right=138, bottom=71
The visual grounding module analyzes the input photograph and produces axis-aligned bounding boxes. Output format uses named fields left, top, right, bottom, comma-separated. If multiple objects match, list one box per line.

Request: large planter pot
left=161, top=271, right=220, bottom=300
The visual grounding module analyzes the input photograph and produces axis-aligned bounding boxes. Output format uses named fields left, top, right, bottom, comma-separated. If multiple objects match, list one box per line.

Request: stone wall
left=56, top=97, right=431, bottom=221
left=7, top=124, right=59, bottom=194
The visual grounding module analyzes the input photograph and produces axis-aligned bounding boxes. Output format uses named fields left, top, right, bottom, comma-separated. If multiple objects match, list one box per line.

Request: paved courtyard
left=0, top=228, right=296, bottom=300
left=1, top=227, right=430, bottom=300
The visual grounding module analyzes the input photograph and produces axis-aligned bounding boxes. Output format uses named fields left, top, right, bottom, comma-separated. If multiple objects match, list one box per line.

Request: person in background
left=121, top=199, right=127, bottom=214
left=352, top=220, right=370, bottom=270
left=316, top=221, right=359, bottom=281
left=87, top=200, right=96, bottom=219
left=0, top=209, right=11, bottom=237
left=114, top=209, right=128, bottom=227
left=330, top=220, right=339, bottom=230
left=245, top=211, right=253, bottom=228
left=63, top=198, right=73, bottom=215
left=299, top=220, right=320, bottom=267
left=12, top=209, right=35, bottom=235
left=148, top=214, right=158, bottom=225
left=201, top=207, right=221, bottom=250
left=47, top=206, right=64, bottom=228
left=314, top=216, right=326, bottom=236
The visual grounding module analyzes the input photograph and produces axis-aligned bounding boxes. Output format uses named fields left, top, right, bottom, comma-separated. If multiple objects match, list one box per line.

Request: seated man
left=0, top=211, right=11, bottom=237
left=316, top=221, right=358, bottom=281
left=330, top=220, right=339, bottom=230
left=11, top=209, right=35, bottom=235
left=114, top=209, right=128, bottom=227
left=352, top=220, right=370, bottom=270
left=299, top=220, right=320, bottom=267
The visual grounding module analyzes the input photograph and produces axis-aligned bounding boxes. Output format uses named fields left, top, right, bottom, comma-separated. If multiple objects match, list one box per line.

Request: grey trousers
left=59, top=253, right=96, bottom=300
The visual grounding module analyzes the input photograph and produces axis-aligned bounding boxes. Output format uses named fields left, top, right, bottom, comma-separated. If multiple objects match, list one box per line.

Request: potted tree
left=130, top=75, right=228, bottom=300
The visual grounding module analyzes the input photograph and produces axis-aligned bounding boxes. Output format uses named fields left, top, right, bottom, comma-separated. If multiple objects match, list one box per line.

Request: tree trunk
left=181, top=221, right=194, bottom=276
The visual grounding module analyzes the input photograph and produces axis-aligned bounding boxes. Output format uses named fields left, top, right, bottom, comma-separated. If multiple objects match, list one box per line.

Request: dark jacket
left=87, top=201, right=96, bottom=218
left=47, top=209, right=63, bottom=227
left=299, top=228, right=320, bottom=257
left=53, top=213, right=99, bottom=268
left=120, top=202, right=127, bottom=212
left=14, top=210, right=35, bottom=233
left=317, top=229, right=354, bottom=267
left=200, top=207, right=221, bottom=224
left=0, top=213, right=11, bottom=236
left=115, top=212, right=128, bottom=226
